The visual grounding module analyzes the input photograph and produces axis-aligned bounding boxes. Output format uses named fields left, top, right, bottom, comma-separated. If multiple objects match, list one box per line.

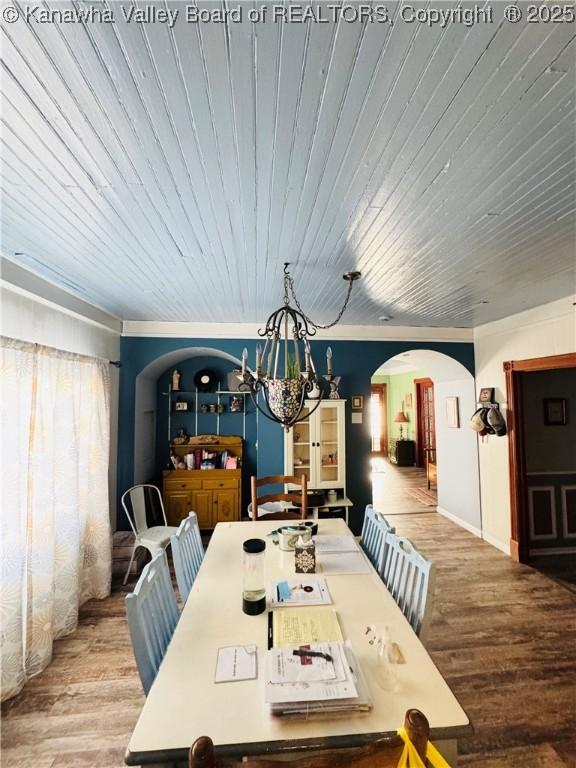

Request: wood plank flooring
left=2, top=467, right=575, bottom=767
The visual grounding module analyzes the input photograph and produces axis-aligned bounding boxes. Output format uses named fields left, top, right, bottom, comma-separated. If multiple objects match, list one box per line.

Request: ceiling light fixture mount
left=239, top=263, right=361, bottom=430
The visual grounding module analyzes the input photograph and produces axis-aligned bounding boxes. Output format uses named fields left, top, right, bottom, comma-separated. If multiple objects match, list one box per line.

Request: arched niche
left=134, top=346, right=243, bottom=484
left=372, top=349, right=482, bottom=535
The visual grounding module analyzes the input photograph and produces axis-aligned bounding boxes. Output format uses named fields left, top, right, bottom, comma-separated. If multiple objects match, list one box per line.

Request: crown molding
left=474, top=296, right=576, bottom=340
left=121, top=320, right=473, bottom=342
left=1, top=258, right=122, bottom=334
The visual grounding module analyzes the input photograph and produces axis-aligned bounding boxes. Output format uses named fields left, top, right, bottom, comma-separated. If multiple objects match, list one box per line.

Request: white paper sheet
left=317, top=551, right=371, bottom=575
left=313, top=535, right=360, bottom=554
left=269, top=577, right=332, bottom=607
left=265, top=643, right=356, bottom=704
left=215, top=645, right=257, bottom=683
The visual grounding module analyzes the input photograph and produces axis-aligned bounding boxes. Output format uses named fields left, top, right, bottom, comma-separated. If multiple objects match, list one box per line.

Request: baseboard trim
left=437, top=506, right=482, bottom=539
left=482, top=530, right=511, bottom=556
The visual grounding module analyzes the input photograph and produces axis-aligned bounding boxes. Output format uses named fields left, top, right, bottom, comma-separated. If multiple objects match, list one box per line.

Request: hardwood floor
left=372, top=459, right=437, bottom=515
left=2, top=470, right=575, bottom=767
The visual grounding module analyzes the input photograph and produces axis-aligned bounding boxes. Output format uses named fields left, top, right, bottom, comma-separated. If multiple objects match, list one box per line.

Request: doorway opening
left=370, top=350, right=481, bottom=534
left=505, top=353, right=576, bottom=582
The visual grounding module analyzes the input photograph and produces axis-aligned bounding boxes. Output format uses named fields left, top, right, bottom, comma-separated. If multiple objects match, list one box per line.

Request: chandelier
left=239, top=263, right=361, bottom=430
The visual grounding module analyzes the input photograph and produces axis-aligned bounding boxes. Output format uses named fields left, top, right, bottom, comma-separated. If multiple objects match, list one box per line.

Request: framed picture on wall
left=544, top=398, right=567, bottom=426
left=405, top=393, right=412, bottom=408
left=351, top=395, right=363, bottom=410
left=478, top=387, right=495, bottom=403
left=446, top=396, right=459, bottom=428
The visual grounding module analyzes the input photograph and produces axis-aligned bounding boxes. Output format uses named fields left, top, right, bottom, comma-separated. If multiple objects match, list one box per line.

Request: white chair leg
left=123, top=544, right=138, bottom=585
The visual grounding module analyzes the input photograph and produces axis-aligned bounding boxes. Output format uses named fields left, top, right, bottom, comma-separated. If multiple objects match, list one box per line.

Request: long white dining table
left=125, top=518, right=470, bottom=766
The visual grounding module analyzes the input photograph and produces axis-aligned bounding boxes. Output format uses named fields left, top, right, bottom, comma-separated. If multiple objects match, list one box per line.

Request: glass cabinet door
left=317, top=403, right=342, bottom=487
left=290, top=406, right=311, bottom=484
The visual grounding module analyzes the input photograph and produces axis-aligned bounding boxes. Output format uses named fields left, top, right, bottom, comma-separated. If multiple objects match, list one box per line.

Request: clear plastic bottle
left=375, top=625, right=400, bottom=692
left=242, top=538, right=266, bottom=615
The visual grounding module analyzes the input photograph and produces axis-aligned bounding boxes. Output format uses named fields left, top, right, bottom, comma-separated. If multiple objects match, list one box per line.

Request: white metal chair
left=125, top=550, right=179, bottom=694
left=359, top=504, right=396, bottom=572
left=381, top=534, right=435, bottom=642
left=121, top=484, right=177, bottom=585
left=171, top=512, right=204, bottom=603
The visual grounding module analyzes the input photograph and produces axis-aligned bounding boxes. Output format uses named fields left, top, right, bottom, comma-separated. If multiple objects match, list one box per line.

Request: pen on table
left=292, top=649, right=333, bottom=662
left=267, top=611, right=273, bottom=650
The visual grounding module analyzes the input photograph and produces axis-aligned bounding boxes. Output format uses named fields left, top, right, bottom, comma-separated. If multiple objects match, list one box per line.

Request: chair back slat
left=125, top=550, right=179, bottom=693
left=250, top=474, right=308, bottom=520
left=381, top=534, right=434, bottom=640
left=171, top=512, right=205, bottom=603
left=360, top=505, right=395, bottom=572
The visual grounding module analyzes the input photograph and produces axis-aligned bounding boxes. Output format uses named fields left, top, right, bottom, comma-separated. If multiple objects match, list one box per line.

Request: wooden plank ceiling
left=1, top=1, right=575, bottom=326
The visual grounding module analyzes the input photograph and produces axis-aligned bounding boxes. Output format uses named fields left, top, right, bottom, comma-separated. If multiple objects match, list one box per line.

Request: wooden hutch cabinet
left=163, top=435, right=242, bottom=529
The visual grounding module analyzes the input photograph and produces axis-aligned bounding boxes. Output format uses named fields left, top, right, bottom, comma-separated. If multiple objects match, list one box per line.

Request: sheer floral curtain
left=1, top=337, right=112, bottom=701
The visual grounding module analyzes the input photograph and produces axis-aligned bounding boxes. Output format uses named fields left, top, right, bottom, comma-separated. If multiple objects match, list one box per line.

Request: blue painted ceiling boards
left=1, top=2, right=575, bottom=326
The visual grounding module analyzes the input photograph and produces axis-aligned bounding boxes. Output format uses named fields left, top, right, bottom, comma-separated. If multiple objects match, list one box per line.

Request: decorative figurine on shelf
left=173, top=427, right=187, bottom=445
left=169, top=450, right=179, bottom=470
left=172, top=369, right=181, bottom=391
left=329, top=376, right=341, bottom=399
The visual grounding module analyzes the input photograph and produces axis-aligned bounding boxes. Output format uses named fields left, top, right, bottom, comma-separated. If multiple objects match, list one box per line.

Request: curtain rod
left=109, top=360, right=122, bottom=368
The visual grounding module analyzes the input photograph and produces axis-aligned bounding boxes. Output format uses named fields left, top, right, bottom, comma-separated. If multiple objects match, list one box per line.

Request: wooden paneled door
left=370, top=383, right=388, bottom=456
left=415, top=378, right=435, bottom=469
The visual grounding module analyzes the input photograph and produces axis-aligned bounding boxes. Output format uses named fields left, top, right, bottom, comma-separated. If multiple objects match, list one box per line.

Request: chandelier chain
left=286, top=273, right=356, bottom=330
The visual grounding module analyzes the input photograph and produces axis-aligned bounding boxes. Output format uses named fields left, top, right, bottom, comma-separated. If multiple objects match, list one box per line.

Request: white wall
left=1, top=277, right=122, bottom=529
left=474, top=297, right=576, bottom=554
left=434, top=378, right=482, bottom=535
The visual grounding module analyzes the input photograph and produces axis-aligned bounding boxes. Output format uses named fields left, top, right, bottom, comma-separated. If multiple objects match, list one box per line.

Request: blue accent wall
left=117, top=336, right=474, bottom=533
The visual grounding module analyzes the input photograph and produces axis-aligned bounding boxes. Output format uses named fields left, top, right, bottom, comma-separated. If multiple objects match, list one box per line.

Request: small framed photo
left=478, top=387, right=495, bottom=404
left=229, top=395, right=243, bottom=413
left=446, top=396, right=460, bottom=428
left=544, top=398, right=567, bottom=426
left=351, top=395, right=364, bottom=410
left=174, top=399, right=188, bottom=411
left=405, top=393, right=412, bottom=409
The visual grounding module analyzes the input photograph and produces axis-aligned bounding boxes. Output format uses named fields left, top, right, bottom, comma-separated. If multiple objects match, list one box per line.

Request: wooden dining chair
left=189, top=709, right=430, bottom=767
left=170, top=512, right=204, bottom=604
left=248, top=474, right=308, bottom=520
left=359, top=504, right=395, bottom=572
left=381, top=534, right=435, bottom=643
left=125, top=550, right=179, bottom=694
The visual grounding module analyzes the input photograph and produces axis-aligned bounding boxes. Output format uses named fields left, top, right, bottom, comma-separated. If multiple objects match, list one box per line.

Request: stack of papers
left=265, top=641, right=372, bottom=718
left=270, top=577, right=332, bottom=607
left=313, top=536, right=371, bottom=575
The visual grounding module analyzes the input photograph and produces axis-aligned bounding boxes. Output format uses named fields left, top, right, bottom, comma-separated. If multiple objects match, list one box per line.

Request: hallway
left=372, top=459, right=438, bottom=516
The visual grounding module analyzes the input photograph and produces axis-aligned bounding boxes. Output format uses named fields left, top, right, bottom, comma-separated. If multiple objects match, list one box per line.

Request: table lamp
left=394, top=411, right=409, bottom=440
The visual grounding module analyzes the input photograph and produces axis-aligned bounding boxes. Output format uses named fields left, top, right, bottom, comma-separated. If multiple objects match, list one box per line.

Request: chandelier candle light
left=239, top=263, right=361, bottom=430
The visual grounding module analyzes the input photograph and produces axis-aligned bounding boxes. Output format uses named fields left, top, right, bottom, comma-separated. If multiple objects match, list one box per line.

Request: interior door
left=415, top=379, right=435, bottom=468
left=370, top=383, right=388, bottom=456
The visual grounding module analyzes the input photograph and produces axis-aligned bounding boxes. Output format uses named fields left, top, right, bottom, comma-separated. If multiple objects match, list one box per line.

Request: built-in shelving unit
left=164, top=385, right=250, bottom=439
